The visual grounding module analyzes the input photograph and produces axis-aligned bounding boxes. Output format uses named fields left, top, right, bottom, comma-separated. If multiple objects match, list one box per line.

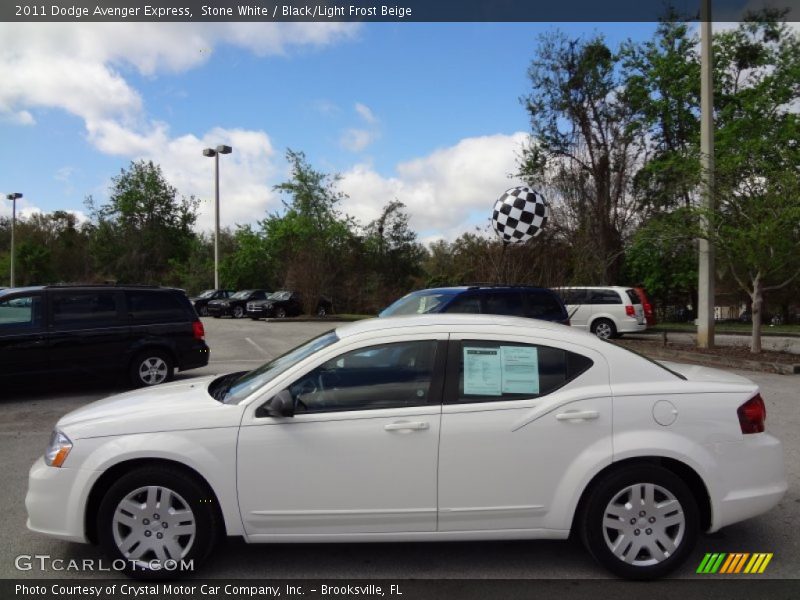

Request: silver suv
left=557, top=286, right=646, bottom=339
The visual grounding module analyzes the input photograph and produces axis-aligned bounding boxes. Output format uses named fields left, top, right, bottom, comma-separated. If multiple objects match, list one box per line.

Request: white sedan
left=26, top=315, right=786, bottom=580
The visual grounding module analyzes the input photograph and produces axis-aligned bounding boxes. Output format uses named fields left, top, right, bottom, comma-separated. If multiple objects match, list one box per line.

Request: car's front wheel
left=233, top=306, right=245, bottom=319
left=275, top=307, right=287, bottom=319
left=580, top=465, right=699, bottom=580
left=129, top=351, right=174, bottom=387
left=97, top=466, right=219, bottom=579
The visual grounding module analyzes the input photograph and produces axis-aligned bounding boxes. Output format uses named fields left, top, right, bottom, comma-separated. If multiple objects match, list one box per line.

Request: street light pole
left=5, top=193, right=22, bottom=287
left=697, top=0, right=715, bottom=348
left=202, top=145, right=232, bottom=290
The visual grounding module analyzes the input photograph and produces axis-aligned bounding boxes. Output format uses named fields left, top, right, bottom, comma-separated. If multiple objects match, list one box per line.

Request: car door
left=438, top=333, right=612, bottom=532
left=0, top=291, right=47, bottom=378
left=47, top=289, right=128, bottom=376
left=237, top=334, right=446, bottom=538
left=564, top=288, right=592, bottom=330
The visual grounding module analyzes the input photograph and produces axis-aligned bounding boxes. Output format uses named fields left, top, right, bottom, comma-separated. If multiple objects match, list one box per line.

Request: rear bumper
left=708, top=433, right=787, bottom=532
left=178, top=343, right=210, bottom=371
left=617, top=319, right=648, bottom=334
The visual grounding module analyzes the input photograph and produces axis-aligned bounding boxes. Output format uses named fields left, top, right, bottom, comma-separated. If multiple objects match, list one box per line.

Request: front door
left=0, top=291, right=47, bottom=379
left=237, top=336, right=446, bottom=538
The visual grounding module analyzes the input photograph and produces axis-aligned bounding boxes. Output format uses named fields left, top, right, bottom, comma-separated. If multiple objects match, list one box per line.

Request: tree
left=520, top=32, right=642, bottom=283
left=703, top=15, right=800, bottom=352
left=87, top=160, right=199, bottom=284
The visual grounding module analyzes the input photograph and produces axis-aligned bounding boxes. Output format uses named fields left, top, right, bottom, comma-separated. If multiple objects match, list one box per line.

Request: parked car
left=207, top=289, right=269, bottom=319
left=633, top=286, right=657, bottom=327
left=190, top=289, right=235, bottom=316
left=26, top=314, right=785, bottom=579
left=246, top=290, right=333, bottom=320
left=0, top=285, right=208, bottom=387
left=556, top=286, right=647, bottom=339
left=379, top=285, right=569, bottom=325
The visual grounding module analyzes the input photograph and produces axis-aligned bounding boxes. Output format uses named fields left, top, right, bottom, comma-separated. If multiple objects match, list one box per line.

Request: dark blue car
left=379, top=285, right=570, bottom=325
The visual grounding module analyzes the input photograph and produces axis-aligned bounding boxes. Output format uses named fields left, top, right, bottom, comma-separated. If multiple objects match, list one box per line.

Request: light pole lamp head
left=6, top=193, right=22, bottom=200
left=202, top=148, right=217, bottom=157
left=216, top=145, right=232, bottom=155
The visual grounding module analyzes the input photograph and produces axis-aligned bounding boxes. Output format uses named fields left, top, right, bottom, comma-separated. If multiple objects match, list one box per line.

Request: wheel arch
left=84, top=457, right=227, bottom=544
left=569, top=456, right=712, bottom=537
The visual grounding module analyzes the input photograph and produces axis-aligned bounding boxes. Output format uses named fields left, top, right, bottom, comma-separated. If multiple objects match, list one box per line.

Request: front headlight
left=44, top=430, right=73, bottom=468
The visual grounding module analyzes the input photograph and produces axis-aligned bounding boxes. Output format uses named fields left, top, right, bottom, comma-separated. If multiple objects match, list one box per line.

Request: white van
left=556, top=286, right=647, bottom=339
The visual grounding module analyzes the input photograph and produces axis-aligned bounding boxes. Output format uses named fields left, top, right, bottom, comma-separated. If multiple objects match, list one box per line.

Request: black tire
left=591, top=318, right=617, bottom=340
left=275, top=307, right=287, bottom=319
left=212, top=315, right=220, bottom=319
left=97, top=466, right=220, bottom=580
left=580, top=465, right=699, bottom=580
left=316, top=306, right=328, bottom=317
left=233, top=306, right=245, bottom=319
left=198, top=305, right=209, bottom=317
left=129, top=350, right=174, bottom=388
left=249, top=317, right=260, bottom=321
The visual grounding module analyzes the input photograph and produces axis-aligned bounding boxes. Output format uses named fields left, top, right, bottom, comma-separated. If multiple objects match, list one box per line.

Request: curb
left=648, top=328, right=800, bottom=339
left=616, top=342, right=800, bottom=375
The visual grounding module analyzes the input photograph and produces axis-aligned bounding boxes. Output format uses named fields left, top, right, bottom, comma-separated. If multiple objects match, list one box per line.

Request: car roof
left=407, top=285, right=555, bottom=295
left=0, top=285, right=184, bottom=298
left=337, top=313, right=581, bottom=341
left=558, top=286, right=634, bottom=291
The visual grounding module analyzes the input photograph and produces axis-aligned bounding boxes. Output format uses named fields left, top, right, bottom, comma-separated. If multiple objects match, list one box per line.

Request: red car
left=633, top=286, right=657, bottom=327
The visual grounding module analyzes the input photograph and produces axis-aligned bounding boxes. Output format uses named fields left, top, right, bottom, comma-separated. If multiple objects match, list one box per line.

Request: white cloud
left=338, top=132, right=531, bottom=241
left=339, top=102, right=380, bottom=152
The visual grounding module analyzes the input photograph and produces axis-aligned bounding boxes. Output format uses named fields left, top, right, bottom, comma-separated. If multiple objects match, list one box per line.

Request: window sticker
left=463, top=347, right=502, bottom=396
left=500, top=346, right=539, bottom=394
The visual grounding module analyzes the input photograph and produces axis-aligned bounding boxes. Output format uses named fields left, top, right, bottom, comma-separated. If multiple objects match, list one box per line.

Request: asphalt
left=0, top=318, right=797, bottom=580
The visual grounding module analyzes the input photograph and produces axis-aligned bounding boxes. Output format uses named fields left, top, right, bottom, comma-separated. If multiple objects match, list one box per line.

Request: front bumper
left=26, top=457, right=92, bottom=543
left=207, top=304, right=230, bottom=317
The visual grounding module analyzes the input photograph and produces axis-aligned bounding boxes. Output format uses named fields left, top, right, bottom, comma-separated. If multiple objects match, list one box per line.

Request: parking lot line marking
left=245, top=337, right=269, bottom=356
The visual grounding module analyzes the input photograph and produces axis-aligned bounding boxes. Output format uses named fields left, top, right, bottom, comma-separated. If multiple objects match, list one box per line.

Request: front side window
left=590, top=289, right=622, bottom=305
left=453, top=340, right=593, bottom=403
left=0, top=294, right=42, bottom=328
left=444, top=294, right=481, bottom=314
left=288, top=340, right=438, bottom=413
left=379, top=292, right=455, bottom=317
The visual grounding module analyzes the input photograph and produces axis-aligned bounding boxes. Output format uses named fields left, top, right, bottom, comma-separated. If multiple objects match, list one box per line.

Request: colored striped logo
left=696, top=553, right=773, bottom=574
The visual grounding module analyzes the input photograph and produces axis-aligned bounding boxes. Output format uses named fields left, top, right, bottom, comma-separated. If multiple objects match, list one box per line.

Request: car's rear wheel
left=316, top=305, right=327, bottom=317
left=580, top=465, right=698, bottom=580
left=233, top=306, right=245, bottom=319
left=591, top=318, right=616, bottom=340
left=97, top=466, right=219, bottom=579
left=130, top=350, right=174, bottom=387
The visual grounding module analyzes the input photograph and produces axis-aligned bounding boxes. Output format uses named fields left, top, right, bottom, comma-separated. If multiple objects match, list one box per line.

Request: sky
left=0, top=21, right=661, bottom=244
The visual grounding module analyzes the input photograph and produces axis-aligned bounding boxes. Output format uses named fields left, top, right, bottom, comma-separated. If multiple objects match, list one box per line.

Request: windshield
left=231, top=290, right=252, bottom=300
left=222, top=330, right=339, bottom=404
left=269, top=291, right=292, bottom=301
left=379, top=291, right=456, bottom=317
left=198, top=290, right=216, bottom=298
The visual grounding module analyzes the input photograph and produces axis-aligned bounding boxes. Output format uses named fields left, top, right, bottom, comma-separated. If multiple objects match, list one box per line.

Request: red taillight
left=192, top=320, right=205, bottom=341
left=738, top=393, right=766, bottom=434
left=625, top=305, right=635, bottom=317
left=644, top=303, right=653, bottom=317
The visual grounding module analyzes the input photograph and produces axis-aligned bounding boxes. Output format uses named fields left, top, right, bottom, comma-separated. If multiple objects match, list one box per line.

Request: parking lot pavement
left=1, top=317, right=798, bottom=579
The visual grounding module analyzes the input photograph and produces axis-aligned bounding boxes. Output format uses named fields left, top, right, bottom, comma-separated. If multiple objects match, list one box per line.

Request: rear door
left=126, top=290, right=193, bottom=359
left=47, top=289, right=128, bottom=376
left=438, top=334, right=612, bottom=532
left=564, top=289, right=592, bottom=330
left=0, top=291, right=47, bottom=378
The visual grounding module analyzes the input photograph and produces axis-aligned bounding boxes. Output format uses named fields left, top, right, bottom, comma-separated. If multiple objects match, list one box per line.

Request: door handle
left=555, top=410, right=599, bottom=421
left=384, top=421, right=429, bottom=431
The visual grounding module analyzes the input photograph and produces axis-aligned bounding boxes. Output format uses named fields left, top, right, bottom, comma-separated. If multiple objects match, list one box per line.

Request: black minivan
left=0, top=285, right=209, bottom=388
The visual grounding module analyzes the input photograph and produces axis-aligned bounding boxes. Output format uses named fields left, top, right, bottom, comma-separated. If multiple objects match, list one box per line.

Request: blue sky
left=0, top=21, right=659, bottom=243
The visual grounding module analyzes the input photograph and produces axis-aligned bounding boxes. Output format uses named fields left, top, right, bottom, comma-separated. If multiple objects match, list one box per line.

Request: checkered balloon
left=491, top=187, right=549, bottom=243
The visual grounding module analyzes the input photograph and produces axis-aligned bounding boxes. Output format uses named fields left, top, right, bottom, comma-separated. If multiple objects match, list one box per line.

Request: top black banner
left=4, top=0, right=800, bottom=22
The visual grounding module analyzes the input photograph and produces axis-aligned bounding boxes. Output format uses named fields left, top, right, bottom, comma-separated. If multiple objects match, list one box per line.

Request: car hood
left=56, top=377, right=243, bottom=440
left=657, top=361, right=755, bottom=386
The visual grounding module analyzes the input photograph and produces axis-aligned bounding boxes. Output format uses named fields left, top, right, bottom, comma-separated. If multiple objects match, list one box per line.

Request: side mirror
left=256, top=389, right=295, bottom=418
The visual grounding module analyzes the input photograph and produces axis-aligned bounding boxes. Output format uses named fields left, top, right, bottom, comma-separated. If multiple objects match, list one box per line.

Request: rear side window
left=524, top=290, right=566, bottom=320
left=444, top=294, right=481, bottom=314
left=51, top=291, right=118, bottom=326
left=484, top=292, right=526, bottom=317
left=452, top=340, right=593, bottom=403
left=127, top=291, right=187, bottom=322
left=559, top=288, right=587, bottom=305
left=0, top=294, right=42, bottom=328
left=589, top=289, right=622, bottom=305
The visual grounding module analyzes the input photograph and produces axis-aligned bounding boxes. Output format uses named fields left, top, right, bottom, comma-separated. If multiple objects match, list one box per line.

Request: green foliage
left=87, top=160, right=199, bottom=285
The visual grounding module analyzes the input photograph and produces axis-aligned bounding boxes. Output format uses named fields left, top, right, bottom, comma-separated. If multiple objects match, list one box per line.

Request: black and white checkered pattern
left=491, top=187, right=549, bottom=243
